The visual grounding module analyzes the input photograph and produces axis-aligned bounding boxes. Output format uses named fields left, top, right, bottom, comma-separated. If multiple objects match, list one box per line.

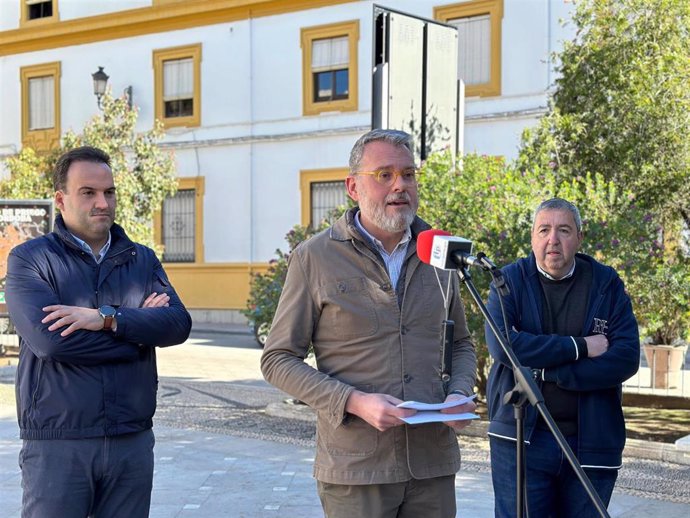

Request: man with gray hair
left=261, top=129, right=477, bottom=517
left=485, top=197, right=640, bottom=517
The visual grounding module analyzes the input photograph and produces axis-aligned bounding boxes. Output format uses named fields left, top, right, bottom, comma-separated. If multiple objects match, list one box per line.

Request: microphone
left=418, top=231, right=491, bottom=271
left=416, top=229, right=451, bottom=265
left=417, top=229, right=510, bottom=295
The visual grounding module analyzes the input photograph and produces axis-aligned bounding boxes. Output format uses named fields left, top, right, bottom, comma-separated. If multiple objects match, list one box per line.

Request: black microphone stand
left=455, top=265, right=610, bottom=518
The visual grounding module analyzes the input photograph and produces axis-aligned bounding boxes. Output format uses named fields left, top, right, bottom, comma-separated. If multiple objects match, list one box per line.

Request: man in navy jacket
left=6, top=146, right=192, bottom=518
left=485, top=198, right=639, bottom=518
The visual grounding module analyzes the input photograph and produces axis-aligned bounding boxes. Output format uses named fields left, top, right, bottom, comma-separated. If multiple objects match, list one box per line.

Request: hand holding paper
left=396, top=394, right=479, bottom=425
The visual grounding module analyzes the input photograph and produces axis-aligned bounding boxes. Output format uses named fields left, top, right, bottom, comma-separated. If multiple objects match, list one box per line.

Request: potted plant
left=629, top=260, right=690, bottom=389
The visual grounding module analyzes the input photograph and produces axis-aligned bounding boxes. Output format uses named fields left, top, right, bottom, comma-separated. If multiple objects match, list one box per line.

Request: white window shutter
left=329, top=36, right=349, bottom=67
left=28, top=76, right=54, bottom=130
left=312, top=36, right=349, bottom=71
left=163, top=58, right=194, bottom=101
left=453, top=14, right=491, bottom=85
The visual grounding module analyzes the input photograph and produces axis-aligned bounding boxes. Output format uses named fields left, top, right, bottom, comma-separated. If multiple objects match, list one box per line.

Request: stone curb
left=625, top=438, right=690, bottom=466
left=191, top=324, right=252, bottom=336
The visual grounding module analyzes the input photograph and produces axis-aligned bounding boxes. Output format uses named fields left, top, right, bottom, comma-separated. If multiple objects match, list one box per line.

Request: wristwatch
left=98, top=305, right=117, bottom=331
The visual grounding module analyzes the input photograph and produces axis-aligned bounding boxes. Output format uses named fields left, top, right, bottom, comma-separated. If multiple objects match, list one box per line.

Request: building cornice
left=0, top=0, right=358, bottom=57
left=158, top=124, right=370, bottom=150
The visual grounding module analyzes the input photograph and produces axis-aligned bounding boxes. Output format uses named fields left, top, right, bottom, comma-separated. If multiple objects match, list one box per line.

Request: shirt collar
left=70, top=231, right=112, bottom=264
left=536, top=259, right=576, bottom=281
left=354, top=211, right=412, bottom=253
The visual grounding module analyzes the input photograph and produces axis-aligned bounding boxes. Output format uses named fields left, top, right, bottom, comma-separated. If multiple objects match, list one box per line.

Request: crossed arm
left=7, top=249, right=191, bottom=364
left=42, top=292, right=170, bottom=336
left=486, top=277, right=639, bottom=391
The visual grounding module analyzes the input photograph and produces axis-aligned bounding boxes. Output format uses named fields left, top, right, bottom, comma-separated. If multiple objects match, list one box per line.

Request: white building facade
left=0, top=0, right=575, bottom=322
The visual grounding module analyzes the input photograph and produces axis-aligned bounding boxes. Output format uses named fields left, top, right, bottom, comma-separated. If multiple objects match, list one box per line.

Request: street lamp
left=91, top=66, right=109, bottom=109
left=91, top=67, right=133, bottom=110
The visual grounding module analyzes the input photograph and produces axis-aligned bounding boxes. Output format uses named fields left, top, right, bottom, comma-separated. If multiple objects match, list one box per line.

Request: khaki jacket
left=261, top=209, right=476, bottom=484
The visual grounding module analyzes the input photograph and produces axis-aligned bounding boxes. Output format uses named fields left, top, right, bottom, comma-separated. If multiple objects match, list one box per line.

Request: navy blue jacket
left=485, top=252, right=639, bottom=468
left=6, top=215, right=192, bottom=440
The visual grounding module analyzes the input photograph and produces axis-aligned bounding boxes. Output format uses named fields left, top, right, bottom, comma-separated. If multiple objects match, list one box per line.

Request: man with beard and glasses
left=261, top=129, right=477, bottom=518
left=6, top=146, right=191, bottom=518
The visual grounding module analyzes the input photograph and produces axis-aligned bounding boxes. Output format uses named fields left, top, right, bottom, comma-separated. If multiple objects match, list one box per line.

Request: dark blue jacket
left=6, top=216, right=192, bottom=440
left=485, top=253, right=639, bottom=468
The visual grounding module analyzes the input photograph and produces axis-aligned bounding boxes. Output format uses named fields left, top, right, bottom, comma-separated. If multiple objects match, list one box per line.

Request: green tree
left=520, top=0, right=690, bottom=228
left=0, top=92, right=177, bottom=251
left=517, top=0, right=690, bottom=347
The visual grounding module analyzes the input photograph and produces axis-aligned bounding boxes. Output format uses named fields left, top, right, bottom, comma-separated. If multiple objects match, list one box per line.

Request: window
left=20, top=0, right=58, bottom=25
left=300, top=168, right=348, bottom=228
left=301, top=20, right=359, bottom=116
left=313, top=36, right=350, bottom=102
left=162, top=190, right=195, bottom=262
left=155, top=177, right=205, bottom=263
left=153, top=44, right=202, bottom=128
left=434, top=1, right=503, bottom=97
left=20, top=62, right=61, bottom=150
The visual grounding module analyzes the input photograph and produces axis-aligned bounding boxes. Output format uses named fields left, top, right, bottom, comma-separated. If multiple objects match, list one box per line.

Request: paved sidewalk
left=1, top=410, right=689, bottom=518
left=1, top=327, right=689, bottom=517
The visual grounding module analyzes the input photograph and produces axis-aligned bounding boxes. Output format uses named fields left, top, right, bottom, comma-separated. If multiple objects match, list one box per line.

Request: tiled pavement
left=1, top=325, right=689, bottom=517
left=2, top=407, right=690, bottom=517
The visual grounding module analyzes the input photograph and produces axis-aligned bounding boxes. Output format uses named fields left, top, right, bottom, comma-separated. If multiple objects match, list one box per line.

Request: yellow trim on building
left=153, top=44, right=202, bottom=129
left=153, top=175, right=265, bottom=311
left=1, top=0, right=357, bottom=57
left=20, top=61, right=61, bottom=150
left=301, top=19, right=359, bottom=116
left=154, top=176, right=205, bottom=263
left=19, top=0, right=59, bottom=28
left=434, top=0, right=503, bottom=98
left=164, top=262, right=270, bottom=310
left=299, top=167, right=348, bottom=227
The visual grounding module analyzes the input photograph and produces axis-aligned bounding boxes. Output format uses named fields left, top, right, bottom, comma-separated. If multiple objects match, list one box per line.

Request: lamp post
left=91, top=66, right=109, bottom=109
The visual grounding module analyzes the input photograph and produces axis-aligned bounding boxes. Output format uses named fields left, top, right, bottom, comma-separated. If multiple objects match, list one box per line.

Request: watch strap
left=103, top=315, right=114, bottom=331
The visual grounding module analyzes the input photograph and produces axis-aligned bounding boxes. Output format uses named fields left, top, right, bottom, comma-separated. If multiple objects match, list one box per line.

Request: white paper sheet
left=396, top=393, right=477, bottom=410
left=398, top=412, right=480, bottom=425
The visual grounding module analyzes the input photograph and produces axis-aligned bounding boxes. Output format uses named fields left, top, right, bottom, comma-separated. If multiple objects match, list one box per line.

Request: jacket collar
left=522, top=251, right=613, bottom=290
left=54, top=214, right=134, bottom=257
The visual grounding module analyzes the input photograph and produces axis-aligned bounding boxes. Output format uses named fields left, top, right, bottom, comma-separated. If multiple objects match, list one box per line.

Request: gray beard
left=361, top=199, right=417, bottom=233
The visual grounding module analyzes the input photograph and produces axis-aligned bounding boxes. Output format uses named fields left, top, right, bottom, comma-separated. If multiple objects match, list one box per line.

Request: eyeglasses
left=355, top=168, right=420, bottom=186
